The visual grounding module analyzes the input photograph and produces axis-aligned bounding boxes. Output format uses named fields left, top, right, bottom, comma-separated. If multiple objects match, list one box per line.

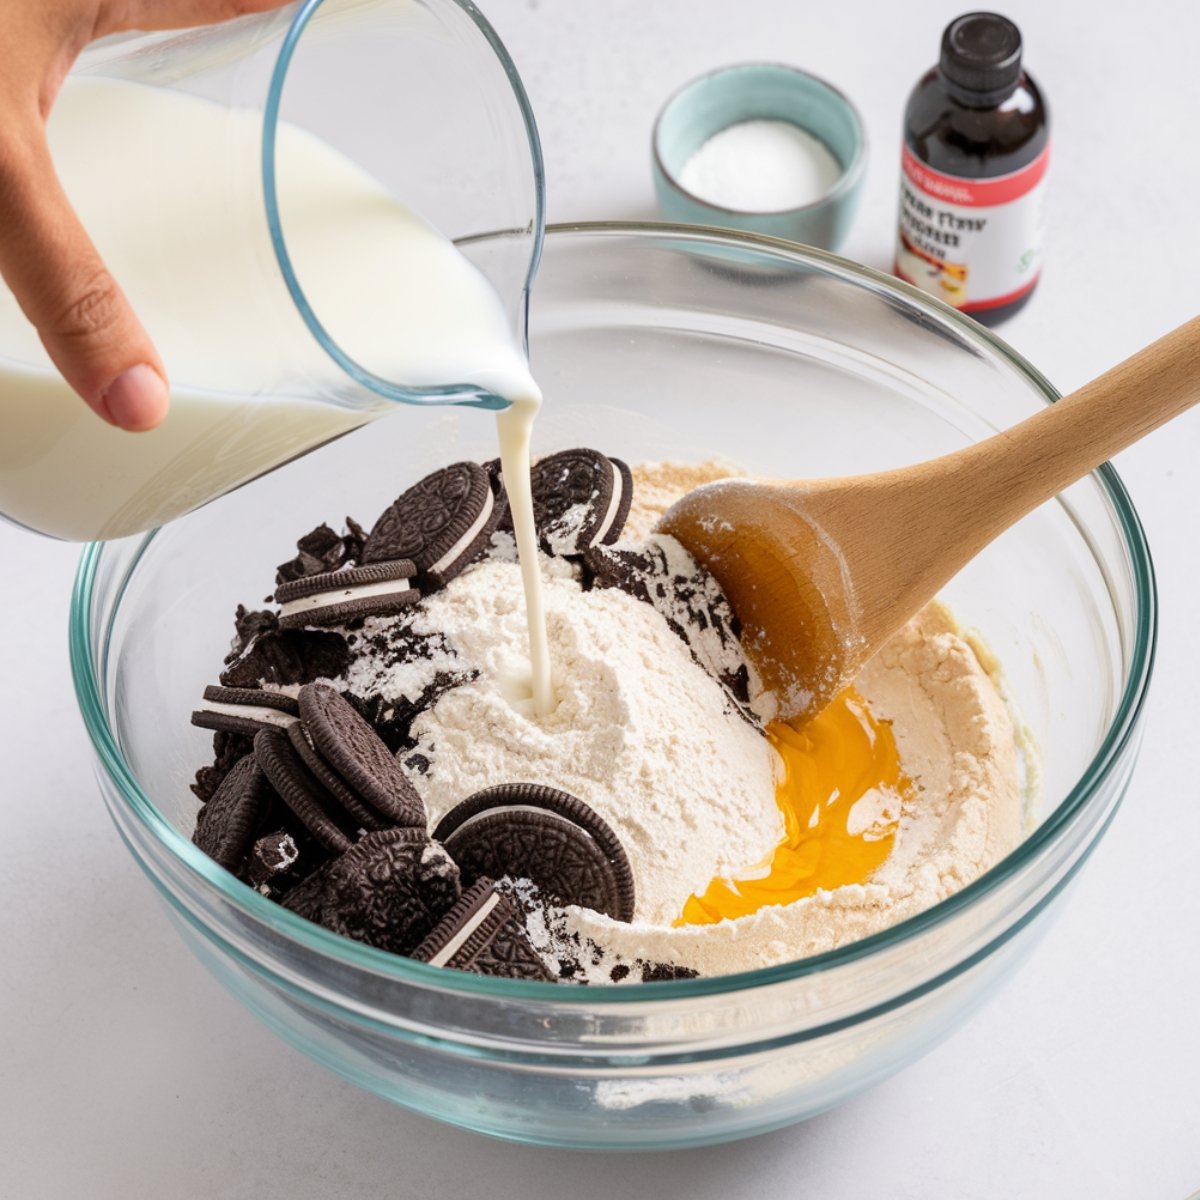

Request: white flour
left=404, top=557, right=783, bottom=924
left=559, top=603, right=1023, bottom=977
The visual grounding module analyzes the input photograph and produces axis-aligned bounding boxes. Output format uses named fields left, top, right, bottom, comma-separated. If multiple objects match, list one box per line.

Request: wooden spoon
left=660, top=316, right=1200, bottom=725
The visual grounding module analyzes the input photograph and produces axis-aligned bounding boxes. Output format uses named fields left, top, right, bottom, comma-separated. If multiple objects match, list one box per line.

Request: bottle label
left=895, top=142, right=1049, bottom=313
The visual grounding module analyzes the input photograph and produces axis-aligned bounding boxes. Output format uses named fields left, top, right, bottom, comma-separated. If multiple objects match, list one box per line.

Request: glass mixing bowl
left=70, top=224, right=1155, bottom=1149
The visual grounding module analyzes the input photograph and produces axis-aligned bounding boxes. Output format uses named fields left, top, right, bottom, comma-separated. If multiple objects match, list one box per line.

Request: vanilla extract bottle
left=895, top=11, right=1049, bottom=325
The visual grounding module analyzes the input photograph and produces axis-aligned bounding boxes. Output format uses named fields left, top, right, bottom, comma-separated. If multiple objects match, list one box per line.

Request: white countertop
left=2, top=1, right=1198, bottom=1195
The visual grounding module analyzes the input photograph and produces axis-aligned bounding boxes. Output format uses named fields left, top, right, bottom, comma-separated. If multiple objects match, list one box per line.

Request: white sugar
left=679, top=119, right=842, bottom=213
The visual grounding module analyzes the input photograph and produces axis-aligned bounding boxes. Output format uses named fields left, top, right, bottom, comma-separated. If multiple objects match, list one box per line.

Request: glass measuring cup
left=0, top=0, right=544, bottom=541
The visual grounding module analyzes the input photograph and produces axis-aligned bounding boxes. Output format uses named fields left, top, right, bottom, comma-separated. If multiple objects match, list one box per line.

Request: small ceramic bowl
left=652, top=63, right=867, bottom=251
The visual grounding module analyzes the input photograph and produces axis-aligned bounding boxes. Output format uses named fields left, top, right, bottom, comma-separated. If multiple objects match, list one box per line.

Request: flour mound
left=405, top=559, right=783, bottom=925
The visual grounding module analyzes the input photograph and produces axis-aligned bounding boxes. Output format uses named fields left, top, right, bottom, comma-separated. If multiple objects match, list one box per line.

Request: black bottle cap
left=939, top=12, right=1023, bottom=104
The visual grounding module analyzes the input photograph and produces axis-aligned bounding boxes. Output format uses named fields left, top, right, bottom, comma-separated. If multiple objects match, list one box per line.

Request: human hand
left=0, top=1, right=292, bottom=431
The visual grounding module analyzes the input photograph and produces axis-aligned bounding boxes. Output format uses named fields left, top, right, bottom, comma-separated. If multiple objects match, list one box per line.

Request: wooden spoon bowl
left=662, top=316, right=1200, bottom=724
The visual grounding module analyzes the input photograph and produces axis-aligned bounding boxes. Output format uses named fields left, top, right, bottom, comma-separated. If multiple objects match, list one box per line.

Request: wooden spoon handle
left=808, top=315, right=1200, bottom=652
left=953, top=314, right=1200, bottom=540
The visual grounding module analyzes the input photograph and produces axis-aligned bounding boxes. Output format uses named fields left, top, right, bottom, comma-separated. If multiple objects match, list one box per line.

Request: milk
left=0, top=78, right=555, bottom=714
left=0, top=78, right=538, bottom=541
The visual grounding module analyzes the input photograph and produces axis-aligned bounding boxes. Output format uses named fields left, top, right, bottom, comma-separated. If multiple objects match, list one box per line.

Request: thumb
left=0, top=126, right=169, bottom=431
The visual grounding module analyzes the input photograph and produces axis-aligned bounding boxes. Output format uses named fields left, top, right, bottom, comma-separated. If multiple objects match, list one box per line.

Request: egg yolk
left=678, top=687, right=908, bottom=926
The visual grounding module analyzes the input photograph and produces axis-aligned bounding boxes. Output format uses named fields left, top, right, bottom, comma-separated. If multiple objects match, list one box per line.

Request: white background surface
left=2, top=1, right=1198, bottom=1196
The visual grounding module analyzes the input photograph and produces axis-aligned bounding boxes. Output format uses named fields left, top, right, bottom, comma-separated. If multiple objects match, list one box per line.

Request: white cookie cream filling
left=198, top=700, right=299, bottom=729
left=278, top=577, right=415, bottom=618
left=426, top=891, right=504, bottom=966
left=588, top=462, right=624, bottom=547
left=431, top=487, right=494, bottom=575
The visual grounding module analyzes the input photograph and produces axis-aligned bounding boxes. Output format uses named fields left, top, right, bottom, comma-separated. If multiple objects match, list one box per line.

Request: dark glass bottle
left=895, top=12, right=1049, bottom=326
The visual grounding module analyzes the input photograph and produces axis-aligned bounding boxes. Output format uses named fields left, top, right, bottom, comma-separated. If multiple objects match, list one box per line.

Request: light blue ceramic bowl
left=652, top=63, right=867, bottom=250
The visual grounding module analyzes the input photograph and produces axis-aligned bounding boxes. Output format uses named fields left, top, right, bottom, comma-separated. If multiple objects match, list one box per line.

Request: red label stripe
left=901, top=142, right=1049, bottom=208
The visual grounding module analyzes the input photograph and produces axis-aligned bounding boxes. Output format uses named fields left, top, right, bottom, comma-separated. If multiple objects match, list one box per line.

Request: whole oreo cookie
left=362, top=462, right=501, bottom=589
left=433, top=783, right=635, bottom=922
left=275, top=561, right=418, bottom=630
left=192, top=753, right=274, bottom=872
left=531, top=449, right=632, bottom=555
left=191, top=685, right=301, bottom=738
left=412, top=877, right=553, bottom=981
left=298, top=683, right=425, bottom=828
left=253, top=727, right=357, bottom=854
left=282, top=827, right=461, bottom=955
left=286, top=721, right=389, bottom=834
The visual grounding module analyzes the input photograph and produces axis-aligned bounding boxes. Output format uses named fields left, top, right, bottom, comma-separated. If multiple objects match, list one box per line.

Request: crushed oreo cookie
left=275, top=520, right=366, bottom=588
left=337, top=617, right=477, bottom=753
left=191, top=729, right=254, bottom=804
left=221, top=620, right=352, bottom=690
left=245, top=829, right=300, bottom=889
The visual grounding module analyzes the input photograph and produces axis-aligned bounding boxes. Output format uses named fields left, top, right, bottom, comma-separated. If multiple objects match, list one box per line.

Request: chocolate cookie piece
left=412, top=877, right=553, bottom=981
left=282, top=828, right=461, bottom=955
left=638, top=961, right=701, bottom=983
left=433, top=783, right=636, bottom=922
left=253, top=727, right=356, bottom=854
left=192, top=753, right=273, bottom=872
left=362, top=462, right=501, bottom=588
left=275, top=520, right=366, bottom=588
left=275, top=561, right=418, bottom=630
left=285, top=721, right=389, bottom=833
left=225, top=606, right=279, bottom=664
left=245, top=829, right=300, bottom=888
left=583, top=542, right=652, bottom=603
left=191, top=685, right=301, bottom=738
left=191, top=729, right=254, bottom=804
left=341, top=618, right=477, bottom=752
left=298, top=683, right=425, bottom=827
left=531, top=449, right=632, bottom=555
left=220, top=626, right=351, bottom=690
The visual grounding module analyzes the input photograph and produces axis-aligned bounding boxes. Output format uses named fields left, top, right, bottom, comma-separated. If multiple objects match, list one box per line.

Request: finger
left=0, top=128, right=168, bottom=431
left=104, top=1, right=295, bottom=35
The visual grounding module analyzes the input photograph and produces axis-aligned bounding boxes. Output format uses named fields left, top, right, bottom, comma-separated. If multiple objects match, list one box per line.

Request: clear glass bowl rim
left=68, top=220, right=1158, bottom=1004
left=261, top=0, right=546, bottom=411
